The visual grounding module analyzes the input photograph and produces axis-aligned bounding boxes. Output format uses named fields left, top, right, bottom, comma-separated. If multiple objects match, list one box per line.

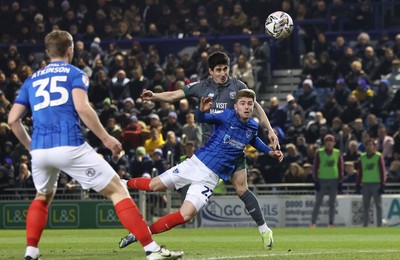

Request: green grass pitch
left=1, top=227, right=399, bottom=259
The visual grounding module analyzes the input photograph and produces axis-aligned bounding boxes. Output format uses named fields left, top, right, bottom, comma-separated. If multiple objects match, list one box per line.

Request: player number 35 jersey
left=14, top=61, right=89, bottom=150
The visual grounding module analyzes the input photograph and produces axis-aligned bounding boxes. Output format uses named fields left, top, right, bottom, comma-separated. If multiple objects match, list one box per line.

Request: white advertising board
left=199, top=195, right=400, bottom=227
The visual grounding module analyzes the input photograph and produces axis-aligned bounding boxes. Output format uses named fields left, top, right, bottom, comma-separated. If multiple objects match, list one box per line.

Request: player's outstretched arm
left=8, top=104, right=31, bottom=151
left=141, top=88, right=185, bottom=103
left=72, top=88, right=122, bottom=157
left=253, top=101, right=280, bottom=150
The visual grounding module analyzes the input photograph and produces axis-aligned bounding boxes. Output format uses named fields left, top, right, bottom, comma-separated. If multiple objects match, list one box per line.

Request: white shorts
left=30, top=143, right=118, bottom=194
left=160, top=155, right=219, bottom=211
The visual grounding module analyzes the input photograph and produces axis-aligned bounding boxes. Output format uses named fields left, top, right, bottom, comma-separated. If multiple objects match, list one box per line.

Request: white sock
left=143, top=241, right=160, bottom=253
left=25, top=246, right=39, bottom=258
left=258, top=224, right=271, bottom=233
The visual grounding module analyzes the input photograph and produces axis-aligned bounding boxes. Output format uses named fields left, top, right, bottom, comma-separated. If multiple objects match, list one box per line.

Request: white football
left=265, top=11, right=294, bottom=39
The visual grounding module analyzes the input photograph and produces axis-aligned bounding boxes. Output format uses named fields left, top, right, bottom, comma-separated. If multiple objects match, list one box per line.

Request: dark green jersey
left=182, top=77, right=247, bottom=140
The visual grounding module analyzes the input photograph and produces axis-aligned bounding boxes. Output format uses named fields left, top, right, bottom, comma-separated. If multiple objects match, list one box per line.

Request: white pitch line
left=185, top=249, right=400, bottom=260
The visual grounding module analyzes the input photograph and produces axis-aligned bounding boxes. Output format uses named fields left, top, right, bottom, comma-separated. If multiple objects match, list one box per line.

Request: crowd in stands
left=1, top=0, right=400, bottom=197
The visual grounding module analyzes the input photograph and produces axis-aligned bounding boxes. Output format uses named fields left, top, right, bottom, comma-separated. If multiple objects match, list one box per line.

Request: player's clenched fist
left=269, top=149, right=283, bottom=162
left=141, top=89, right=154, bottom=100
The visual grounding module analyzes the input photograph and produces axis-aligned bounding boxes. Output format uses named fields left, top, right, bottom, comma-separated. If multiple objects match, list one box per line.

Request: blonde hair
left=235, top=89, right=256, bottom=103
left=45, top=30, right=73, bottom=58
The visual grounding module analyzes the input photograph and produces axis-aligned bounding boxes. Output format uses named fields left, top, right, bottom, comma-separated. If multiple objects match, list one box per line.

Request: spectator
left=152, top=148, right=167, bottom=173
left=344, top=140, right=362, bottom=164
left=282, top=143, right=304, bottom=173
left=312, top=32, right=330, bottom=59
left=341, top=94, right=364, bottom=124
left=314, top=52, right=336, bottom=88
left=76, top=57, right=93, bottom=78
left=182, top=112, right=202, bottom=148
left=248, top=168, right=265, bottom=185
left=162, top=131, right=183, bottom=167
left=297, top=79, right=320, bottom=118
left=105, top=117, right=122, bottom=140
left=162, top=112, right=183, bottom=139
left=248, top=36, right=269, bottom=84
left=370, top=79, right=393, bottom=121
left=321, top=93, right=343, bottom=126
left=376, top=47, right=396, bottom=79
left=156, top=5, right=175, bottom=36
left=179, top=141, right=196, bottom=162
left=88, top=70, right=112, bottom=108
left=265, top=96, right=286, bottom=130
left=231, top=54, right=255, bottom=90
left=282, top=162, right=306, bottom=183
left=177, top=98, right=194, bottom=125
left=191, top=35, right=210, bottom=64
left=124, top=66, right=150, bottom=101
left=300, top=52, right=319, bottom=83
left=0, top=165, right=15, bottom=193
left=329, top=35, right=348, bottom=63
left=345, top=60, right=370, bottom=91
left=167, top=67, right=190, bottom=92
left=306, top=111, right=328, bottom=144
left=0, top=90, right=11, bottom=122
left=243, top=15, right=264, bottom=35
left=111, top=69, right=130, bottom=102
left=284, top=95, right=305, bottom=129
left=343, top=161, right=357, bottom=183
left=229, top=4, right=248, bottom=34
left=285, top=114, right=307, bottom=145
left=129, top=146, right=153, bottom=178
left=337, top=124, right=357, bottom=154
left=376, top=125, right=394, bottom=167
left=353, top=32, right=372, bottom=57
left=330, top=116, right=343, bottom=137
left=361, top=46, right=380, bottom=81
left=196, top=51, right=209, bottom=80
left=115, top=20, right=132, bottom=40
left=334, top=46, right=357, bottom=81
left=333, top=77, right=351, bottom=108
left=178, top=53, right=196, bottom=78
left=210, top=5, right=230, bottom=35
left=353, top=1, right=374, bottom=30
left=366, top=114, right=380, bottom=139
left=120, top=115, right=149, bottom=152
left=144, top=126, right=165, bottom=159
left=193, top=17, right=215, bottom=37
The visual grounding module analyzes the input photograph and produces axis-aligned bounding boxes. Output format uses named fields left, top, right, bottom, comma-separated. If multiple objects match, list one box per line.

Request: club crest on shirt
left=229, top=91, right=236, bottom=99
left=208, top=93, right=215, bottom=98
left=246, top=130, right=252, bottom=138
left=82, top=74, right=89, bottom=88
left=173, top=168, right=180, bottom=174
left=86, top=168, right=96, bottom=177
left=223, top=134, right=231, bottom=143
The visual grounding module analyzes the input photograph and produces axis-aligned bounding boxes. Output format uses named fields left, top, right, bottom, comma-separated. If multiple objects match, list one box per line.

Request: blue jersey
left=195, top=109, right=272, bottom=181
left=14, top=61, right=89, bottom=150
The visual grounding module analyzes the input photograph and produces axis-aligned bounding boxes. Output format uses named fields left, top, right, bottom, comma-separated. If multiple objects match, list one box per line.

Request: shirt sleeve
left=182, top=81, right=201, bottom=97
left=72, top=71, right=90, bottom=92
left=249, top=136, right=272, bottom=155
left=195, top=108, right=225, bottom=124
left=13, top=82, right=30, bottom=106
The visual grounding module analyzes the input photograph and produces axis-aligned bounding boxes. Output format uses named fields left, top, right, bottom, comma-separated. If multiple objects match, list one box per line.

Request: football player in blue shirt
left=121, top=89, right=283, bottom=250
left=121, top=51, right=280, bottom=250
left=8, top=30, right=182, bottom=260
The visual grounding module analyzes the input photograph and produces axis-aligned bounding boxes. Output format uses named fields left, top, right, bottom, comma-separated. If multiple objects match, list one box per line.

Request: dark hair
left=208, top=51, right=230, bottom=70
